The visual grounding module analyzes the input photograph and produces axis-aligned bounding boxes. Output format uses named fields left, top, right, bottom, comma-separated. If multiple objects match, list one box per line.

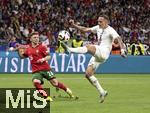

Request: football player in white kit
left=62, top=15, right=126, bottom=103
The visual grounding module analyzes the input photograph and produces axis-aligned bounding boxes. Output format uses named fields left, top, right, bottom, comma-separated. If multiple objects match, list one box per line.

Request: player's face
left=30, top=34, right=39, bottom=44
left=98, top=17, right=108, bottom=28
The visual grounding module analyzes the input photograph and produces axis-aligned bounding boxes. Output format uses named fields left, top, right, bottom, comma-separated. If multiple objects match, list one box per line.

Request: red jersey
left=24, top=43, right=50, bottom=73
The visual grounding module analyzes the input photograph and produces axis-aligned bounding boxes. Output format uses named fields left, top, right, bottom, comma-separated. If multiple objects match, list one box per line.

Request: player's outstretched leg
left=33, top=79, right=53, bottom=102
left=50, top=78, right=75, bottom=98
left=61, top=41, right=88, bottom=54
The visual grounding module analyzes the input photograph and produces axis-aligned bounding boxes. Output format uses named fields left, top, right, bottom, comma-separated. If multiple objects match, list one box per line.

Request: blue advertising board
left=0, top=51, right=150, bottom=73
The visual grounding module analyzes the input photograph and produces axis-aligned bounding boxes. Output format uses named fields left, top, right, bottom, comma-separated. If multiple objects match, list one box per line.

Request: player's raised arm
left=69, top=19, right=92, bottom=33
left=17, top=44, right=29, bottom=59
left=18, top=48, right=27, bottom=59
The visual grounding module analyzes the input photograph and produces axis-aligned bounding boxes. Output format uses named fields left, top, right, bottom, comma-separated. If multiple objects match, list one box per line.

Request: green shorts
left=32, top=70, right=55, bottom=84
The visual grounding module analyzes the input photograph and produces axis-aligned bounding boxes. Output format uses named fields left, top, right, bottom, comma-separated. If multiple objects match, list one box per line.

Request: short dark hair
left=29, top=32, right=39, bottom=38
left=100, top=14, right=109, bottom=21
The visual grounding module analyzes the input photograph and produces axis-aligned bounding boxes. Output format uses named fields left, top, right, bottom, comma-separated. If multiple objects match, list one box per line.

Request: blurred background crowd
left=0, top=0, right=150, bottom=55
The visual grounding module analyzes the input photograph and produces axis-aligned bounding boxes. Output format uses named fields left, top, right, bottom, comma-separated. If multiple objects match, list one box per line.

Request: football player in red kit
left=18, top=32, right=75, bottom=102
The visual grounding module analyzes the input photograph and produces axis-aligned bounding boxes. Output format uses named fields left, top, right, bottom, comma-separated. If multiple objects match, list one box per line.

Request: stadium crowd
left=0, top=0, right=149, bottom=54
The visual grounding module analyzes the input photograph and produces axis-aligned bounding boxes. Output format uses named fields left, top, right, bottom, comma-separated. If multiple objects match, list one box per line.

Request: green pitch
left=0, top=74, right=150, bottom=113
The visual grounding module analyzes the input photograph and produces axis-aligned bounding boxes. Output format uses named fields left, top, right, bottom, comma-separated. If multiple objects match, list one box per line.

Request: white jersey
left=88, top=25, right=120, bottom=70
left=90, top=25, right=120, bottom=53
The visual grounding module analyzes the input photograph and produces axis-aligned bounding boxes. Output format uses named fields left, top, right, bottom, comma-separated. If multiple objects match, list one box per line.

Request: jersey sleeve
left=90, top=25, right=99, bottom=34
left=41, top=43, right=50, bottom=56
left=110, top=27, right=120, bottom=39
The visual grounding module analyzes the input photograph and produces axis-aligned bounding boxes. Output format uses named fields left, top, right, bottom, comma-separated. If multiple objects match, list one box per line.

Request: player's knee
left=85, top=71, right=92, bottom=78
left=50, top=79, right=58, bottom=87
left=86, top=45, right=96, bottom=55
left=86, top=45, right=90, bottom=49
left=86, top=45, right=91, bottom=52
left=52, top=82, right=58, bottom=87
left=33, top=79, right=41, bottom=85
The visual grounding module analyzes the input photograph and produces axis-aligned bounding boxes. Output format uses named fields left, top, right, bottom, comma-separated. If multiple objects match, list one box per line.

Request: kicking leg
left=61, top=42, right=96, bottom=55
left=50, top=78, right=74, bottom=98
left=69, top=44, right=96, bottom=54
left=69, top=46, right=88, bottom=53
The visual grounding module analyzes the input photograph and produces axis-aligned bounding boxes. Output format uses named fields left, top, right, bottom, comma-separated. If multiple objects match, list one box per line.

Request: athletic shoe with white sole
left=100, top=91, right=108, bottom=103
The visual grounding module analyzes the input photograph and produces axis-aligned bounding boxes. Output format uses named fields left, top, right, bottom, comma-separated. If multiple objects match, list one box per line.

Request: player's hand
left=16, top=44, right=25, bottom=51
left=120, top=49, right=127, bottom=58
left=37, top=58, right=45, bottom=63
left=69, top=19, right=75, bottom=25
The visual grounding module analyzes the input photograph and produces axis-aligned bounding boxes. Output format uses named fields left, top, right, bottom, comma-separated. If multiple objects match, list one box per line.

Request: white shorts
left=88, top=45, right=110, bottom=70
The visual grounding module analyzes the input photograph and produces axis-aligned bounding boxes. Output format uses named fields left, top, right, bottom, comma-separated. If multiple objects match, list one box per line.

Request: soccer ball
left=58, top=30, right=70, bottom=42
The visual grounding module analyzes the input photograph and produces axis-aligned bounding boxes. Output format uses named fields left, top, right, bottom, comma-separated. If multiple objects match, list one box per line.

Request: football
left=58, top=30, right=70, bottom=42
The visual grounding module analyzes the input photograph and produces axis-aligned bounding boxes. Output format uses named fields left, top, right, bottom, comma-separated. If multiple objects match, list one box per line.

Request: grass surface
left=0, top=74, right=150, bottom=113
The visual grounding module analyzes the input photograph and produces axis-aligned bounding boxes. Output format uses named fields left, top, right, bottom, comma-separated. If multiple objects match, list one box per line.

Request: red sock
left=34, top=82, right=48, bottom=98
left=57, top=82, right=67, bottom=91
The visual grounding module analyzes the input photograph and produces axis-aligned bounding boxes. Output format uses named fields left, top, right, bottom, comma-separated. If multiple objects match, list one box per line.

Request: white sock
left=89, top=76, right=105, bottom=95
left=69, top=46, right=88, bottom=54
